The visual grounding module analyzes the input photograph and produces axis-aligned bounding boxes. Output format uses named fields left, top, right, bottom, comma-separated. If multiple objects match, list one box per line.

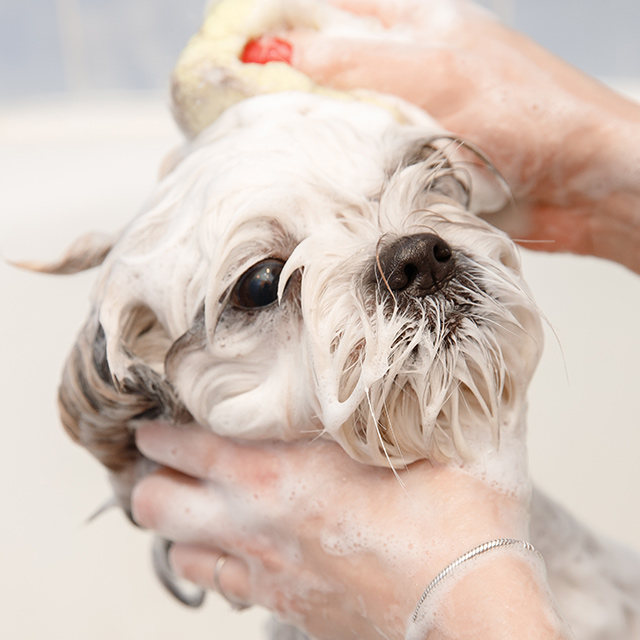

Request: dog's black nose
left=377, top=233, right=455, bottom=297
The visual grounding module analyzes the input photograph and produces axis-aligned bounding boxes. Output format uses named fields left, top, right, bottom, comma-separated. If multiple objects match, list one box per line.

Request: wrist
left=386, top=465, right=533, bottom=638
left=344, top=463, right=531, bottom=640
left=406, top=548, right=572, bottom=640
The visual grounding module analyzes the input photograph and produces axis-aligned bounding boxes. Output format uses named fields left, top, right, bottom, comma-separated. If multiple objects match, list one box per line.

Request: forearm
left=476, top=22, right=640, bottom=273
left=523, top=111, right=640, bottom=273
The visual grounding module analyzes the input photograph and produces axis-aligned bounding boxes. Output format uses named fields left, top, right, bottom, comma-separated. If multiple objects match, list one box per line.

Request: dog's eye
left=232, top=259, right=285, bottom=309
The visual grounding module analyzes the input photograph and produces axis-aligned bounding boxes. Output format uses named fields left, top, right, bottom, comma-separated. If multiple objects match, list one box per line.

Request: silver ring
left=213, top=554, right=251, bottom=611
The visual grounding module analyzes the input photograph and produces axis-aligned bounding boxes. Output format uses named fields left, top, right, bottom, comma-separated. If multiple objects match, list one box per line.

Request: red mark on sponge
left=241, top=37, right=293, bottom=65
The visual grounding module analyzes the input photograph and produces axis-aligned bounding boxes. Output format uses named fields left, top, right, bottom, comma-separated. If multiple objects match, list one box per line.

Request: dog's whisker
left=374, top=237, right=397, bottom=304
left=380, top=393, right=410, bottom=473
left=512, top=238, right=556, bottom=245
left=83, top=495, right=119, bottom=526
left=364, top=386, right=409, bottom=494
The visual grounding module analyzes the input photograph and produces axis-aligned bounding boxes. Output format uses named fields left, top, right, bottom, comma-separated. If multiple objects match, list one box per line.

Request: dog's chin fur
left=53, top=91, right=640, bottom=638
left=57, top=91, right=542, bottom=495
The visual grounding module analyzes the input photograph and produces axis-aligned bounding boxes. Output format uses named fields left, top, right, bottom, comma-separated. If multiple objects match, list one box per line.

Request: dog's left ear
left=158, top=145, right=187, bottom=179
left=14, top=231, right=115, bottom=274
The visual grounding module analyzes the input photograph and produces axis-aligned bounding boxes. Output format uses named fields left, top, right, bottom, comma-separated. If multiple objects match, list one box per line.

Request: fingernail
left=240, top=37, right=293, bottom=64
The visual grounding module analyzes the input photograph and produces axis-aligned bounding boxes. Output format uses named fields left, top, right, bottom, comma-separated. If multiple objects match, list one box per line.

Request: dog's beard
left=316, top=252, right=539, bottom=468
left=58, top=92, right=543, bottom=503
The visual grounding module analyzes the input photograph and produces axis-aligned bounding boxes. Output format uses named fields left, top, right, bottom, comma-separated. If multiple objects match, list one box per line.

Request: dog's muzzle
left=377, top=233, right=455, bottom=298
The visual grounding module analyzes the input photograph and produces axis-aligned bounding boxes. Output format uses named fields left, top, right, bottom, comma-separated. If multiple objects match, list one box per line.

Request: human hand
left=286, top=0, right=640, bottom=270
left=131, top=422, right=568, bottom=640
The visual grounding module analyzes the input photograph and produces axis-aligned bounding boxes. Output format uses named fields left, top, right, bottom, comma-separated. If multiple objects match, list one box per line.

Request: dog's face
left=60, top=92, right=542, bottom=502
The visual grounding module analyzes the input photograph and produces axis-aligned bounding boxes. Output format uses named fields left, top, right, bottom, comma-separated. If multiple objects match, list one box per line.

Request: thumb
left=288, top=30, right=435, bottom=104
left=287, top=30, right=471, bottom=122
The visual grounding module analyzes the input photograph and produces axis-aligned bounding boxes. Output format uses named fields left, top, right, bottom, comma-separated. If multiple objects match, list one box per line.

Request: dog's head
left=59, top=92, right=542, bottom=503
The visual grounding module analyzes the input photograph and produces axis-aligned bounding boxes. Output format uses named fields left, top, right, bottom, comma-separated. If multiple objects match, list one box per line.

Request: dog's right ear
left=58, top=319, right=144, bottom=478
left=403, top=136, right=513, bottom=217
left=59, top=306, right=193, bottom=511
left=14, top=231, right=115, bottom=275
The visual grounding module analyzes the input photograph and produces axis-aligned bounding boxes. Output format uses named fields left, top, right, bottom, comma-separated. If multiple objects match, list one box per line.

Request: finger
left=287, top=31, right=474, bottom=118
left=289, top=33, right=421, bottom=91
left=325, top=0, right=402, bottom=25
left=328, top=0, right=385, bottom=14
left=325, top=0, right=457, bottom=26
left=136, top=421, right=225, bottom=479
left=136, top=421, right=265, bottom=482
left=170, top=543, right=253, bottom=609
left=289, top=27, right=527, bottom=175
left=135, top=421, right=290, bottom=487
left=131, top=467, right=227, bottom=544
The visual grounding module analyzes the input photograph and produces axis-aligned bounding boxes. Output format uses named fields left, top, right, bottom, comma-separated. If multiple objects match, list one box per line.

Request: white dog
left=53, top=91, right=640, bottom=638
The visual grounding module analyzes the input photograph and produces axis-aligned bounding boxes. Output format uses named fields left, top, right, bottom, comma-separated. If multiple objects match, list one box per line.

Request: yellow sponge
left=171, top=0, right=403, bottom=137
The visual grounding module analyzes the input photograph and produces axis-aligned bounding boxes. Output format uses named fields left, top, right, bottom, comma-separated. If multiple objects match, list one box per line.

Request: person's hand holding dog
left=288, top=0, right=640, bottom=272
left=132, top=422, right=569, bottom=640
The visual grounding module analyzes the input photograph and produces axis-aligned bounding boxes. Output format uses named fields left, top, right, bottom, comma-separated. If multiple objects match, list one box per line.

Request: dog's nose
left=377, top=233, right=455, bottom=297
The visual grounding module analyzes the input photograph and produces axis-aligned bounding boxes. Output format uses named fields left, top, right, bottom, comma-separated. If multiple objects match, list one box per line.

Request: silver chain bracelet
left=412, top=538, right=544, bottom=624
